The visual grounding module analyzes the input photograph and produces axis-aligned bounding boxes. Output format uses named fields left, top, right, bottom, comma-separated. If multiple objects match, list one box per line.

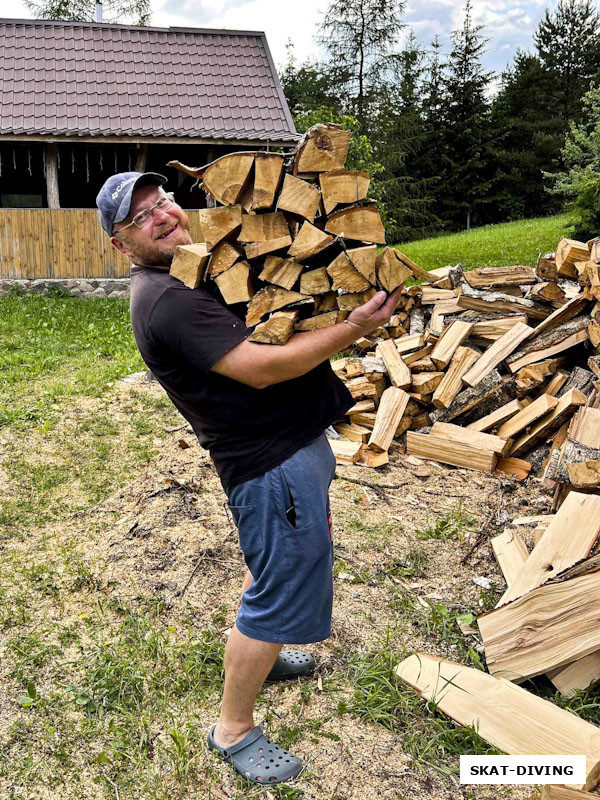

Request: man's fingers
left=362, top=290, right=388, bottom=313
left=380, top=287, right=401, bottom=314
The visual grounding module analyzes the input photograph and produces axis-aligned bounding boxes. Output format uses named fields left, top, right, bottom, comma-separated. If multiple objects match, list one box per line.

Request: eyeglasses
left=115, top=192, right=176, bottom=234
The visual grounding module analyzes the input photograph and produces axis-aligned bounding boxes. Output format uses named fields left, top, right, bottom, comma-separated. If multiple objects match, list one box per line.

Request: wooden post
left=135, top=143, right=147, bottom=172
left=45, top=142, right=60, bottom=209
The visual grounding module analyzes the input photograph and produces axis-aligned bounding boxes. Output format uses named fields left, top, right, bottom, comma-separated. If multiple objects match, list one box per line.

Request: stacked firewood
left=167, top=124, right=414, bottom=346
left=330, top=236, right=600, bottom=502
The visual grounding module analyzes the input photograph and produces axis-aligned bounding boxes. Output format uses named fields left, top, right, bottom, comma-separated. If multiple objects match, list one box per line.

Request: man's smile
left=156, top=223, right=178, bottom=240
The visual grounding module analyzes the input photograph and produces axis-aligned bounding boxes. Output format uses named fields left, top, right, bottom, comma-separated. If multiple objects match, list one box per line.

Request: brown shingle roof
left=0, top=18, right=298, bottom=144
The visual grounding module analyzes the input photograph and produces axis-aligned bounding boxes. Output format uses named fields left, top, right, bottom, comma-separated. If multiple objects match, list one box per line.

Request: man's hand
left=344, top=288, right=402, bottom=336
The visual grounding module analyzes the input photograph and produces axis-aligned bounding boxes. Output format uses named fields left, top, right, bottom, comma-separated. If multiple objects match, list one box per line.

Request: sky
left=0, top=0, right=575, bottom=77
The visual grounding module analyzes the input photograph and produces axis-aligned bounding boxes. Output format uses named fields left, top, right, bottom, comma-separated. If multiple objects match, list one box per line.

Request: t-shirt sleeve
left=148, top=286, right=251, bottom=373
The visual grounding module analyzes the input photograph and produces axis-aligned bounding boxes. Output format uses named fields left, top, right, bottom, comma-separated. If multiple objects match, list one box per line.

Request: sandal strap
left=226, top=726, right=264, bottom=757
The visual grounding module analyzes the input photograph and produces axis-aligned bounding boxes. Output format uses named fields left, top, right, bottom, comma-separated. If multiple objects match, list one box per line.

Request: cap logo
left=111, top=176, right=136, bottom=200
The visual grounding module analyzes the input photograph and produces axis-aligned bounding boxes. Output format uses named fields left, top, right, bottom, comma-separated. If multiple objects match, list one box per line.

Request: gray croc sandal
left=265, top=649, right=316, bottom=682
left=207, top=725, right=303, bottom=785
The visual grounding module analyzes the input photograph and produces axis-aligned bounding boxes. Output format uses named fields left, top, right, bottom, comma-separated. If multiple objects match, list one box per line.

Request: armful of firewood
left=211, top=289, right=400, bottom=389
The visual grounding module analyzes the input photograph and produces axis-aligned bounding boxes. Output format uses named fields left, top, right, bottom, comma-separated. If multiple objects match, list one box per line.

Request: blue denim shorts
left=226, top=434, right=337, bottom=644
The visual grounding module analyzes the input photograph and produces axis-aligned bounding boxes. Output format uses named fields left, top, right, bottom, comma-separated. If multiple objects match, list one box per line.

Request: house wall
left=0, top=208, right=204, bottom=279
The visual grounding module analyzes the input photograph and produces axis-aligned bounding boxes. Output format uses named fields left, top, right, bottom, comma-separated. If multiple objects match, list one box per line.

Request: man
left=96, top=171, right=399, bottom=786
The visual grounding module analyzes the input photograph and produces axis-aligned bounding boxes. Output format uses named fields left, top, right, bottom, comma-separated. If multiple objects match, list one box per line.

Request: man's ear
left=110, top=235, right=132, bottom=257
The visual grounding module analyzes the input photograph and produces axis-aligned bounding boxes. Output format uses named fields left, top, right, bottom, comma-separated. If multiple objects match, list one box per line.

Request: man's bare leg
left=241, top=568, right=253, bottom=594
left=213, top=624, right=281, bottom=747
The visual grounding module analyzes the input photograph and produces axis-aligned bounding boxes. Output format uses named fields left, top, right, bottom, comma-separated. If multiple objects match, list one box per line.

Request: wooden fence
left=0, top=209, right=203, bottom=279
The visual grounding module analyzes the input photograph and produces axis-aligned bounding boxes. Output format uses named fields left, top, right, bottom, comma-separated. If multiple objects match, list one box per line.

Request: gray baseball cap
left=96, top=171, right=168, bottom=235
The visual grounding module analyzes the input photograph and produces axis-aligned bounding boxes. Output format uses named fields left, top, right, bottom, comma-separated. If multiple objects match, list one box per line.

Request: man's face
left=110, top=184, right=192, bottom=267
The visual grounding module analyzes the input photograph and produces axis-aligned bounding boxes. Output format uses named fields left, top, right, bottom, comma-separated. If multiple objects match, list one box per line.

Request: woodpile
left=330, top=236, right=600, bottom=507
left=167, top=124, right=414, bottom=350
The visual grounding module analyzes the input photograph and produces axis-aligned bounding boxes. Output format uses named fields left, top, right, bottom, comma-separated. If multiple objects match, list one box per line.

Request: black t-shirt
left=129, top=266, right=353, bottom=488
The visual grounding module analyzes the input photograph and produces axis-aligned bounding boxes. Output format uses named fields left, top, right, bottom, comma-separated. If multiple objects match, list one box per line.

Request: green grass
left=0, top=294, right=144, bottom=428
left=395, top=212, right=573, bottom=272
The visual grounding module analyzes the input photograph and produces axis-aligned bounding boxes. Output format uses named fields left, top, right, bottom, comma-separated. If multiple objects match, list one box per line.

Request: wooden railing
left=0, top=209, right=203, bottom=279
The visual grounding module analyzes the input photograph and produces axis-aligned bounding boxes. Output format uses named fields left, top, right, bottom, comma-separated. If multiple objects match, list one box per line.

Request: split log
left=198, top=205, right=243, bottom=251
left=251, top=152, right=284, bottom=211
left=327, top=252, right=372, bottom=292
left=462, top=322, right=533, bottom=388
left=295, top=311, right=340, bottom=331
left=214, top=260, right=254, bottom=304
left=458, top=285, right=551, bottom=320
left=536, top=253, right=557, bottom=281
left=333, top=422, right=371, bottom=442
left=299, top=267, right=331, bottom=295
left=527, top=282, right=566, bottom=303
left=258, top=256, right=303, bottom=290
left=515, top=359, right=561, bottom=393
left=532, top=785, right=600, bottom=799
left=395, top=333, right=425, bottom=355
left=248, top=310, right=298, bottom=345
left=375, top=247, right=411, bottom=291
left=543, top=370, right=570, bottom=397
left=547, top=654, right=600, bottom=699
left=410, top=372, right=444, bottom=396
left=403, top=344, right=434, bottom=366
left=469, top=314, right=529, bottom=345
left=510, top=389, right=586, bottom=457
left=238, top=211, right=289, bottom=243
left=314, top=291, right=338, bottom=313
left=495, top=457, right=532, bottom=481
left=319, top=168, right=370, bottom=214
left=343, top=245, right=377, bottom=284
left=329, top=438, right=362, bottom=464
left=478, top=565, right=600, bottom=684
left=464, top=265, right=536, bottom=288
left=367, top=387, right=410, bottom=452
left=525, top=295, right=589, bottom=341
left=588, top=355, right=600, bottom=379
left=467, top=398, right=529, bottom=433
left=432, top=375, right=519, bottom=426
left=244, top=236, right=292, bottom=260
left=337, top=289, right=377, bottom=311
left=207, top=242, right=244, bottom=278
left=507, top=317, right=591, bottom=371
left=556, top=367, right=596, bottom=399
left=293, top=124, right=351, bottom=175
left=491, top=529, right=529, bottom=586
left=245, top=286, right=311, bottom=327
left=409, top=308, right=426, bottom=335
left=287, top=221, right=335, bottom=260
left=498, top=492, right=600, bottom=605
left=324, top=205, right=386, bottom=244
left=406, top=431, right=498, bottom=472
left=375, top=339, right=411, bottom=390
left=431, top=346, right=480, bottom=410
left=496, top=394, right=559, bottom=440
left=430, top=320, right=473, bottom=369
left=395, top=653, right=600, bottom=792
left=199, top=152, right=255, bottom=206
left=276, top=173, right=321, bottom=221
left=431, top=421, right=512, bottom=455
left=556, top=238, right=591, bottom=279
left=169, top=243, right=210, bottom=288
left=394, top=250, right=431, bottom=283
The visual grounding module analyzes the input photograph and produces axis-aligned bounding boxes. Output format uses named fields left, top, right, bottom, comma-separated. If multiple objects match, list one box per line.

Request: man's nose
left=153, top=205, right=172, bottom=224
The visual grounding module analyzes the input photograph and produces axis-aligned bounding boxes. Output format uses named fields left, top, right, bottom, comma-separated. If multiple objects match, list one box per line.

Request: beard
left=126, top=214, right=193, bottom=268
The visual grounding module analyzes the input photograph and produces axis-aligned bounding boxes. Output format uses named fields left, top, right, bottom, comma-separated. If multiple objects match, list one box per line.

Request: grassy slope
left=395, top=212, right=573, bottom=271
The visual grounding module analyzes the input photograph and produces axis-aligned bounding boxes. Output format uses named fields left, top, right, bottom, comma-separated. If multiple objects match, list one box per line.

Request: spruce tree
left=534, top=0, right=600, bottom=122
left=279, top=42, right=340, bottom=116
left=318, top=0, right=406, bottom=134
left=438, top=0, right=497, bottom=229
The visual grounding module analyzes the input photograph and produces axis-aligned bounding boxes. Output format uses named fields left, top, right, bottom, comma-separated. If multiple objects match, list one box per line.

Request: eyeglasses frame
left=113, top=191, right=176, bottom=236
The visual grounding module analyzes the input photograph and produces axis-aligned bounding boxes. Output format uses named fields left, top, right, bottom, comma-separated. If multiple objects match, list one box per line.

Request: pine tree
left=318, top=0, right=406, bottom=134
left=534, top=0, right=600, bottom=122
left=24, top=0, right=150, bottom=24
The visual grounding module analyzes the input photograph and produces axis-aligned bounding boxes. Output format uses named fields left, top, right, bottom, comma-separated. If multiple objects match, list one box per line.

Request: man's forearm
left=261, top=321, right=363, bottom=385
